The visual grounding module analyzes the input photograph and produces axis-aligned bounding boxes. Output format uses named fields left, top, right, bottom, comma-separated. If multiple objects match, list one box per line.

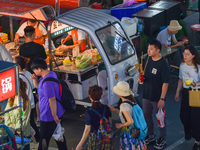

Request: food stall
left=0, top=1, right=139, bottom=107
left=0, top=0, right=56, bottom=69
left=51, top=7, right=139, bottom=107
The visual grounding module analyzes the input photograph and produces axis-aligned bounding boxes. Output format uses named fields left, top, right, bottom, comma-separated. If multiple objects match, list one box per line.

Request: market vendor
left=59, top=29, right=86, bottom=53
left=14, top=19, right=47, bottom=45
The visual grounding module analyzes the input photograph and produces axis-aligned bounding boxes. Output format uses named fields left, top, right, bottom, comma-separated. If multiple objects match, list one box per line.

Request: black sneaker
left=144, top=135, right=156, bottom=145
left=154, top=138, right=166, bottom=149
left=193, top=143, right=200, bottom=150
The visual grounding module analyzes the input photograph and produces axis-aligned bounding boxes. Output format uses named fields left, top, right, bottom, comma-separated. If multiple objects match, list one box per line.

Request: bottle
left=72, top=45, right=79, bottom=57
left=167, top=45, right=171, bottom=52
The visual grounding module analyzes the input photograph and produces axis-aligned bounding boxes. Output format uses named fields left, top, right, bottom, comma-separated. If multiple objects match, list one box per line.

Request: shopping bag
left=156, top=108, right=165, bottom=128
left=52, top=123, right=65, bottom=142
left=189, top=85, right=200, bottom=107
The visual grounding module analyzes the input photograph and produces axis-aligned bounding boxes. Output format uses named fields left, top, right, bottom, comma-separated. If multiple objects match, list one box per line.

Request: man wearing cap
left=156, top=20, right=188, bottom=66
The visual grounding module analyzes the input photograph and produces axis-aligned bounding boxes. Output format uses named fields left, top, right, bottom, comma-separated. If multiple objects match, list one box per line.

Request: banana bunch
left=0, top=33, right=8, bottom=43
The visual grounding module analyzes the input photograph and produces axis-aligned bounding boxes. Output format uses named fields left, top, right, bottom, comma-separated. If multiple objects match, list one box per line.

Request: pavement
left=28, top=74, right=195, bottom=150
left=31, top=11, right=200, bottom=150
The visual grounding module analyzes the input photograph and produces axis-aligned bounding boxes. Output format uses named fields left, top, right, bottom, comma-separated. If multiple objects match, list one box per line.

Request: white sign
left=51, top=20, right=74, bottom=38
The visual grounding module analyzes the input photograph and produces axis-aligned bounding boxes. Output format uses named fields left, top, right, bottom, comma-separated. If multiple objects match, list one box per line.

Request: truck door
left=96, top=22, right=138, bottom=106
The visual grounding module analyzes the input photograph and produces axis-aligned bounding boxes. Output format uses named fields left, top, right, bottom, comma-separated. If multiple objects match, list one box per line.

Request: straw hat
left=113, top=81, right=132, bottom=97
left=168, top=20, right=182, bottom=31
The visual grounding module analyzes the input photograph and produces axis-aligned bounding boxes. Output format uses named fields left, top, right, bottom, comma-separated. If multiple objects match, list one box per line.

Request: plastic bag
left=156, top=109, right=165, bottom=128
left=123, top=0, right=137, bottom=6
left=75, top=50, right=92, bottom=68
left=52, top=123, right=65, bottom=142
left=45, top=38, right=56, bottom=50
left=90, top=48, right=99, bottom=65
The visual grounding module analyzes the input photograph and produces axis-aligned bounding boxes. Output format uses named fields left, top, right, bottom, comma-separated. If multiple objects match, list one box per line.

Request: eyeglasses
left=182, top=53, right=192, bottom=56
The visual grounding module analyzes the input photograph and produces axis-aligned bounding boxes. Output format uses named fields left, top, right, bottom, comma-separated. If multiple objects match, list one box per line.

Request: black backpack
left=42, top=77, right=76, bottom=110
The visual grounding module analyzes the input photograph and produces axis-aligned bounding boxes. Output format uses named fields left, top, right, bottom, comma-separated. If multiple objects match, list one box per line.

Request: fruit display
left=0, top=33, right=8, bottom=43
left=55, top=47, right=65, bottom=55
left=63, top=57, right=71, bottom=66
left=45, top=49, right=49, bottom=55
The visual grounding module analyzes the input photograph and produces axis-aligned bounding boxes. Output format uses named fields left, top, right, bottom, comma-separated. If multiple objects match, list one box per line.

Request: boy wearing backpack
left=111, top=81, right=147, bottom=150
left=137, top=40, right=170, bottom=149
left=30, top=58, right=67, bottom=150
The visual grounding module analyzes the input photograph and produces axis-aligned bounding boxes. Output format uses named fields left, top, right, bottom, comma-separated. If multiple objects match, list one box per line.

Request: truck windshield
left=96, top=23, right=135, bottom=65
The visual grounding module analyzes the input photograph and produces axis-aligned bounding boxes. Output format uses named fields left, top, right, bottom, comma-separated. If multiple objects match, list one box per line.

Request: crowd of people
left=0, top=18, right=200, bottom=150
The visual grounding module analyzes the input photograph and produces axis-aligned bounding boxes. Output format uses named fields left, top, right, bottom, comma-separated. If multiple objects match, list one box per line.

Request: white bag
left=156, top=108, right=165, bottom=128
left=52, top=123, right=65, bottom=142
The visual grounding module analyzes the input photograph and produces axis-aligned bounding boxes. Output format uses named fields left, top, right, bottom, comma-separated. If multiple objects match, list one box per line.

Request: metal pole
left=16, top=65, right=24, bottom=145
left=55, top=0, right=60, bottom=16
left=9, top=16, right=13, bottom=41
left=47, top=18, right=54, bottom=71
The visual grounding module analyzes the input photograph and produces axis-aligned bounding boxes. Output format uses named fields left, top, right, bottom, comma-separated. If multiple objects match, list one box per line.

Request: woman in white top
left=110, top=81, right=147, bottom=150
left=14, top=56, right=40, bottom=148
left=175, top=45, right=200, bottom=150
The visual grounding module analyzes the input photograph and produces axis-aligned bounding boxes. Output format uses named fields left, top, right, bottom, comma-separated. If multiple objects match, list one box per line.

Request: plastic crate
left=111, top=2, right=147, bottom=20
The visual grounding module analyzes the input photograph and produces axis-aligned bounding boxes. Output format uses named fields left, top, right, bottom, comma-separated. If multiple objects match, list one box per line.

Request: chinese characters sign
left=0, top=68, right=16, bottom=102
left=51, top=20, right=74, bottom=38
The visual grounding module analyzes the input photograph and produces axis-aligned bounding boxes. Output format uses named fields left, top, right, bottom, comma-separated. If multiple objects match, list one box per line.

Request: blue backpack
left=123, top=101, right=147, bottom=139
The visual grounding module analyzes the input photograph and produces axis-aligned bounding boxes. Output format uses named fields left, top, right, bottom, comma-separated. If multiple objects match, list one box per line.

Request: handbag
left=189, top=85, right=200, bottom=107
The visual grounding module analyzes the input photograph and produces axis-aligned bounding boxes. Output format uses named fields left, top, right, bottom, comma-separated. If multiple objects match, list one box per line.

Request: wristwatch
left=160, top=98, right=165, bottom=101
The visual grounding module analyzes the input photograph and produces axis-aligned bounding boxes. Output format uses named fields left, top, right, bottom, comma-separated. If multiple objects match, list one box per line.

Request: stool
left=191, top=24, right=200, bottom=46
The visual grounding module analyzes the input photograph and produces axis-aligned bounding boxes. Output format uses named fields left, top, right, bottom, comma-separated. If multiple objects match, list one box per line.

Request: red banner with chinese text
left=0, top=68, right=16, bottom=102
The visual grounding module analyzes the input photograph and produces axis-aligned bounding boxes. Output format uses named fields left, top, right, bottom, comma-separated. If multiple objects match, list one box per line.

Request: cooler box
left=121, top=18, right=137, bottom=37
left=111, top=2, right=147, bottom=20
left=132, top=9, right=164, bottom=36
left=148, top=1, right=181, bottom=26
left=66, top=69, right=97, bottom=100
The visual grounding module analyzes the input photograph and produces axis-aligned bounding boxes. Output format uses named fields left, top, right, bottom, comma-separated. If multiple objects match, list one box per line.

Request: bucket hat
left=168, top=20, right=182, bottom=31
left=113, top=81, right=132, bottom=97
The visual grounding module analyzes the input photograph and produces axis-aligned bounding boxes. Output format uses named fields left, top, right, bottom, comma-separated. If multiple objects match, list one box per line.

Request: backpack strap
left=42, top=77, right=60, bottom=85
left=89, top=105, right=107, bottom=118
left=121, top=101, right=135, bottom=123
left=19, top=73, right=33, bottom=90
left=122, top=101, right=136, bottom=107
left=102, top=105, right=107, bottom=117
left=41, top=77, right=63, bottom=107
left=89, top=108, right=101, bottom=118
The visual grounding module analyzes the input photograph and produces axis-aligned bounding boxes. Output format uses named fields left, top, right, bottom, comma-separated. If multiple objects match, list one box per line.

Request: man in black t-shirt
left=138, top=40, right=170, bottom=149
left=19, top=26, right=47, bottom=73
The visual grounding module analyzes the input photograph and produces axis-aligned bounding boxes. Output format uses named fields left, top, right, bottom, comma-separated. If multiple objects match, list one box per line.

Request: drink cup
left=185, top=79, right=193, bottom=85
left=139, top=74, right=144, bottom=84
